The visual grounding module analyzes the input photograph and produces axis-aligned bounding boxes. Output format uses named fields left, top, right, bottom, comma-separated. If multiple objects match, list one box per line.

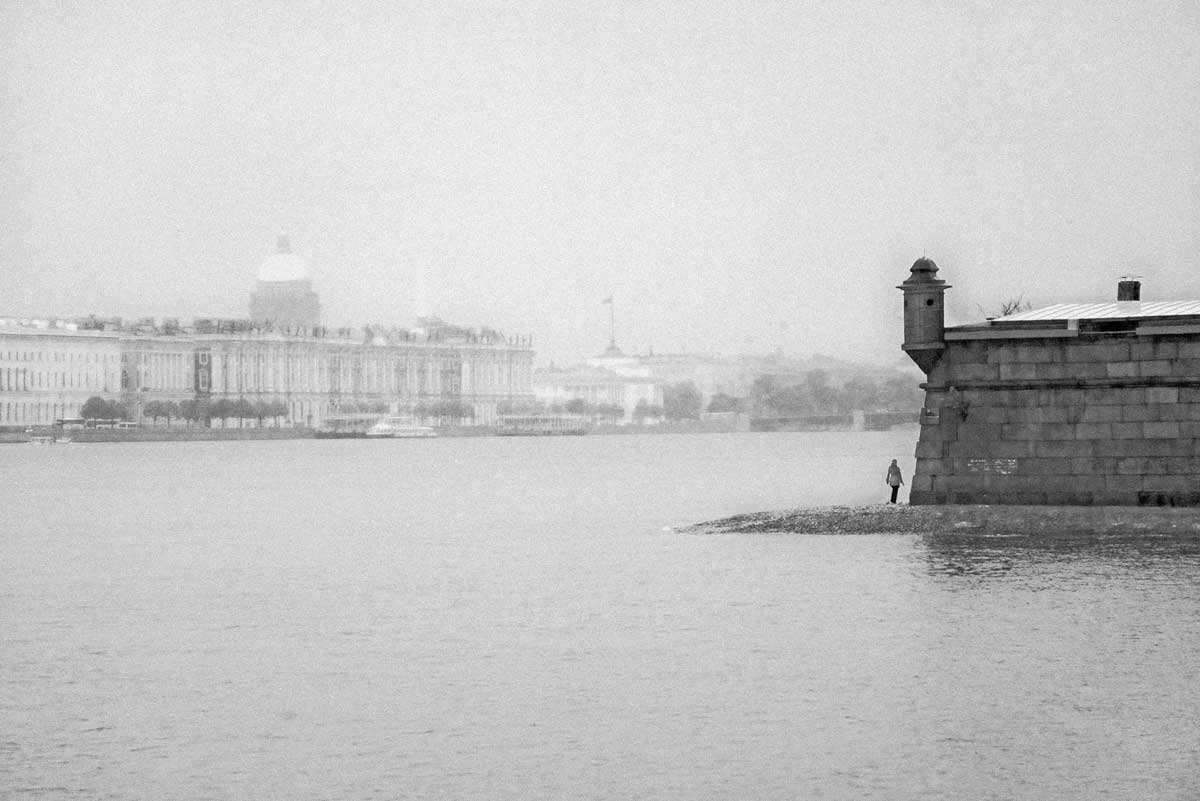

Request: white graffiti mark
left=966, top=458, right=1018, bottom=475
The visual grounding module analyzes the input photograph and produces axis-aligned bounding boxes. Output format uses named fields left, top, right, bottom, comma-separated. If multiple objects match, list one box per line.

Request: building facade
left=533, top=364, right=663, bottom=423
left=902, top=258, right=1200, bottom=506
left=0, top=317, right=533, bottom=428
left=197, top=322, right=533, bottom=426
left=1, top=237, right=533, bottom=428
left=0, top=321, right=123, bottom=427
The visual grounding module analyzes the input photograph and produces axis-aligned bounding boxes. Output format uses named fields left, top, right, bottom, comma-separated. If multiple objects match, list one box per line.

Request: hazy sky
left=2, top=1, right=1197, bottom=366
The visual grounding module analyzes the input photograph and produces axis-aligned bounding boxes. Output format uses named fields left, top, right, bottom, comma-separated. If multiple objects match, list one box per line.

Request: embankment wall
left=69, top=427, right=313, bottom=443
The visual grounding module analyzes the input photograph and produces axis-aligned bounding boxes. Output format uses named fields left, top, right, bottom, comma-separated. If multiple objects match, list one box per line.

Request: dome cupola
left=258, top=234, right=310, bottom=283
left=249, top=234, right=321, bottom=328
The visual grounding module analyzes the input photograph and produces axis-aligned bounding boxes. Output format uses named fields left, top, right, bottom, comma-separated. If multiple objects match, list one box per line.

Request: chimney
left=1117, top=278, right=1140, bottom=302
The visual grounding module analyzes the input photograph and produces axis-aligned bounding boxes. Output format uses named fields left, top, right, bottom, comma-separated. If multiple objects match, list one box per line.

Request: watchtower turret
left=898, top=256, right=950, bottom=373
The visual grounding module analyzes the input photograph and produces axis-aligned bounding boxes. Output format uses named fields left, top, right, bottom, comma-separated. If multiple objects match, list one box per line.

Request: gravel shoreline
left=688, top=504, right=1200, bottom=536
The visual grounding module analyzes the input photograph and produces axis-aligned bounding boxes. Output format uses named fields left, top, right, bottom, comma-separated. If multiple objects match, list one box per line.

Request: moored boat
left=365, top=416, right=437, bottom=438
left=314, top=414, right=379, bottom=439
left=27, top=426, right=72, bottom=444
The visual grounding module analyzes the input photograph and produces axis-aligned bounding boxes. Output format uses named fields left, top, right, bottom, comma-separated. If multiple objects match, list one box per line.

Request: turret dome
left=910, top=256, right=938, bottom=275
left=258, top=235, right=310, bottom=283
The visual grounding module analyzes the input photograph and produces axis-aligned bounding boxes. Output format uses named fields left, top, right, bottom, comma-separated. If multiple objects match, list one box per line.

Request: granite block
left=999, top=363, right=1040, bottom=381
left=990, top=440, right=1038, bottom=458
left=914, top=440, right=944, bottom=459
left=1042, top=423, right=1077, bottom=440
left=1035, top=363, right=1074, bottom=380
left=1144, top=421, right=1180, bottom=439
left=1139, top=360, right=1174, bottom=378
left=1033, top=406, right=1070, bottom=424
left=1111, top=422, right=1143, bottom=439
left=988, top=344, right=1018, bottom=365
left=1146, top=386, right=1179, bottom=404
left=1116, top=457, right=1147, bottom=475
left=1080, top=405, right=1123, bottom=423
left=1122, top=404, right=1155, bottom=422
left=1072, top=422, right=1112, bottom=440
left=1106, top=362, right=1139, bottom=378
left=1015, top=345, right=1055, bottom=363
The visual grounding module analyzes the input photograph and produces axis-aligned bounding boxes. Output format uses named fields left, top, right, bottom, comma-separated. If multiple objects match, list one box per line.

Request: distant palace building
left=0, top=239, right=533, bottom=428
left=533, top=347, right=664, bottom=424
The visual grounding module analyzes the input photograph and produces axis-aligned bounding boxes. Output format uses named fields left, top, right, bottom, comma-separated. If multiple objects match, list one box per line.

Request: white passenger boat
left=364, top=416, right=437, bottom=438
left=28, top=435, right=71, bottom=444
left=314, top=413, right=377, bottom=439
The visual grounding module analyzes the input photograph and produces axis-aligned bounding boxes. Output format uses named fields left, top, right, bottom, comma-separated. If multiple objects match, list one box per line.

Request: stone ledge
left=926, top=376, right=1200, bottom=391
left=686, top=504, right=1200, bottom=536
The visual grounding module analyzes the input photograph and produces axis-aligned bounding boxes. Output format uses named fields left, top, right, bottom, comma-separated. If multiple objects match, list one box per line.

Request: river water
left=3, top=430, right=1198, bottom=799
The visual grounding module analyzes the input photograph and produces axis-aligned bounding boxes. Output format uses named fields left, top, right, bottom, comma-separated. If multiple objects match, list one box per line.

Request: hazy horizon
left=2, top=1, right=1197, bottom=367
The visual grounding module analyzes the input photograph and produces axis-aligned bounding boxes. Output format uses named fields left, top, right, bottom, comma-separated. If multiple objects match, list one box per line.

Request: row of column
left=206, top=342, right=531, bottom=399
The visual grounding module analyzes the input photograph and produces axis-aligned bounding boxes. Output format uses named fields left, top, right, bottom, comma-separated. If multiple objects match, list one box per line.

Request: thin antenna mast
left=609, top=297, right=616, bottom=350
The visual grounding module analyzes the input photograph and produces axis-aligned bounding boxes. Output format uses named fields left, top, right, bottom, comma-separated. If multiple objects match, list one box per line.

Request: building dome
left=258, top=235, right=310, bottom=283
left=910, top=256, right=938, bottom=275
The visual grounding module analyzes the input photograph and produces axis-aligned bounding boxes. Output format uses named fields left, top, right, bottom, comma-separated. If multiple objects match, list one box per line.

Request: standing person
left=886, top=459, right=904, bottom=504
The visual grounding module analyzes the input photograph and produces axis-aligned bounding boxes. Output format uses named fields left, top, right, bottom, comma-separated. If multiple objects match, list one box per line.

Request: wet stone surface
left=689, top=503, right=1200, bottom=537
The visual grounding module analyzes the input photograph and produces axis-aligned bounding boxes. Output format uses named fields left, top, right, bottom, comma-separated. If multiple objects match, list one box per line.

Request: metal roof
left=995, top=301, right=1200, bottom=322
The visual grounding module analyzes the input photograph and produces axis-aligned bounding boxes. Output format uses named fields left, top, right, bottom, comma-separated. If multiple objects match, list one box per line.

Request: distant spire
left=277, top=234, right=292, bottom=254
left=415, top=261, right=429, bottom=319
left=603, top=295, right=618, bottom=353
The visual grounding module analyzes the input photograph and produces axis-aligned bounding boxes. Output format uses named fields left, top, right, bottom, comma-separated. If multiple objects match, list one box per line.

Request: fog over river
left=4, top=430, right=1198, bottom=799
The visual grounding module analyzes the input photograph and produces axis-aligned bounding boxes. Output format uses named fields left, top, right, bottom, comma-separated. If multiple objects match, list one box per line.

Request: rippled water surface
left=3, top=431, right=1199, bottom=799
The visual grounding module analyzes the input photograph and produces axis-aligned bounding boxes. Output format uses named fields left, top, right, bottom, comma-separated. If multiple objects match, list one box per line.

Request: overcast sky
left=2, top=1, right=1197, bottom=366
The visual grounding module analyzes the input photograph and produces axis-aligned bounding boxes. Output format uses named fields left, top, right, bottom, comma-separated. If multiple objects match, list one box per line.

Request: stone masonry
left=912, top=334, right=1200, bottom=505
left=900, top=258, right=1200, bottom=506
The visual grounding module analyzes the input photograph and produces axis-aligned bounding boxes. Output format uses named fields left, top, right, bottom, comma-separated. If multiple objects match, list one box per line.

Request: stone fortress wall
left=913, top=334, right=1200, bottom=505
left=901, top=259, right=1200, bottom=506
